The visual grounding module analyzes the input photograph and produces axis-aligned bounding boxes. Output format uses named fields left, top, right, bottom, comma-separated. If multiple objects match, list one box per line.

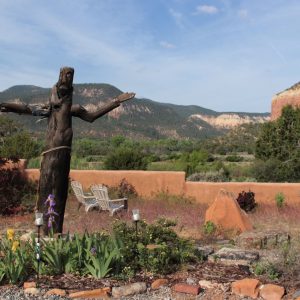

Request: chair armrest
left=83, top=195, right=96, bottom=200
left=109, top=198, right=127, bottom=202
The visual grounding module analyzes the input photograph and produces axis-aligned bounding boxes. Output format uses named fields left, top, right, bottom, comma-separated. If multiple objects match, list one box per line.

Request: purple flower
left=45, top=194, right=58, bottom=229
left=90, top=247, right=97, bottom=256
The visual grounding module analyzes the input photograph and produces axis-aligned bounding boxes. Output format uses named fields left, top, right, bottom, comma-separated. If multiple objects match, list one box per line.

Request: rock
left=259, top=284, right=285, bottom=300
left=20, top=231, right=35, bottom=242
left=293, top=290, right=300, bottom=299
left=151, top=278, right=168, bottom=289
left=208, top=247, right=259, bottom=266
left=198, top=280, right=217, bottom=289
left=205, top=189, right=253, bottom=234
left=69, top=287, right=110, bottom=299
left=231, top=278, right=261, bottom=298
left=112, top=282, right=147, bottom=298
left=23, top=281, right=36, bottom=289
left=235, top=231, right=291, bottom=249
left=195, top=245, right=214, bottom=259
left=45, top=288, right=67, bottom=296
left=172, top=284, right=201, bottom=295
left=186, top=277, right=196, bottom=285
left=271, top=82, right=300, bottom=120
left=24, top=287, right=40, bottom=295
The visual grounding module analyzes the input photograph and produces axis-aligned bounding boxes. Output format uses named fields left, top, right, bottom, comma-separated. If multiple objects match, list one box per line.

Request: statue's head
left=56, top=67, right=74, bottom=98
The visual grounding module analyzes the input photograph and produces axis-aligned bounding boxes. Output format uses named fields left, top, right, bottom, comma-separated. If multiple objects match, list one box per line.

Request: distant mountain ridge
left=0, top=84, right=270, bottom=139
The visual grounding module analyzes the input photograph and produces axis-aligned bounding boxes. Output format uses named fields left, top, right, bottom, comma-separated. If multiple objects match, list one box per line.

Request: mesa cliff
left=271, top=82, right=300, bottom=120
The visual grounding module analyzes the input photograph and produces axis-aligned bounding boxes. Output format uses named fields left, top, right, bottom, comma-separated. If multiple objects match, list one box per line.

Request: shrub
left=0, top=168, right=36, bottom=215
left=112, top=218, right=198, bottom=275
left=225, top=155, right=244, bottom=162
left=117, top=178, right=137, bottom=198
left=203, top=221, right=216, bottom=235
left=104, top=147, right=147, bottom=170
left=187, top=168, right=229, bottom=182
left=275, top=192, right=285, bottom=208
left=236, top=190, right=256, bottom=212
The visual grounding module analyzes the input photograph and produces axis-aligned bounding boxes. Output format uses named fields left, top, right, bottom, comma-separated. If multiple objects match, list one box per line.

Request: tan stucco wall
left=25, top=169, right=300, bottom=205
left=184, top=181, right=300, bottom=205
left=25, top=169, right=186, bottom=197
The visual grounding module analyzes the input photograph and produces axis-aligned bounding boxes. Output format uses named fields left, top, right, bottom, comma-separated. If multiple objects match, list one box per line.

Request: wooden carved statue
left=0, top=67, right=135, bottom=234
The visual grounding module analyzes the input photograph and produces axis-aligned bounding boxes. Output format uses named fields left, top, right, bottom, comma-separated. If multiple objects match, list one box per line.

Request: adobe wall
left=25, top=169, right=186, bottom=197
left=25, top=169, right=300, bottom=205
left=184, top=181, right=300, bottom=205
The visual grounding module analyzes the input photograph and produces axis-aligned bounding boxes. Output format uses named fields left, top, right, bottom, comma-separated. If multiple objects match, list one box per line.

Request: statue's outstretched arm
left=0, top=101, right=50, bottom=117
left=0, top=102, right=33, bottom=115
left=71, top=92, right=135, bottom=123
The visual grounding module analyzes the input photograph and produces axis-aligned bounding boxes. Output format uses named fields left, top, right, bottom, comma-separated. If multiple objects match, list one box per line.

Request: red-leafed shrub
left=0, top=167, right=36, bottom=215
left=236, top=190, right=257, bottom=212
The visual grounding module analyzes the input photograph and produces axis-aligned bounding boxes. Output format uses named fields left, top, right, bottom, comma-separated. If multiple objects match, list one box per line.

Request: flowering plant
left=45, top=194, right=58, bottom=229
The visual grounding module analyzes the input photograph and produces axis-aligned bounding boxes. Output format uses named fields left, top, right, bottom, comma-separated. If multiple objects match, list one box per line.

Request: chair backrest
left=91, top=185, right=110, bottom=211
left=71, top=181, right=85, bottom=204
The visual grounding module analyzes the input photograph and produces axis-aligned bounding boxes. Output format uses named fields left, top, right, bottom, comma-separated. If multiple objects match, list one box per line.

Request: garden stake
left=35, top=212, right=43, bottom=287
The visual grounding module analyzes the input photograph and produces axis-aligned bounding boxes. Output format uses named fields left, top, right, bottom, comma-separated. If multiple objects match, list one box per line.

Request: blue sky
left=0, top=0, right=300, bottom=112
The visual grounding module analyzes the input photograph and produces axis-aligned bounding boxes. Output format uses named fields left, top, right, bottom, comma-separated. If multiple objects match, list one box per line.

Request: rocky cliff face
left=0, top=84, right=270, bottom=139
left=271, top=82, right=300, bottom=120
left=189, top=113, right=270, bottom=129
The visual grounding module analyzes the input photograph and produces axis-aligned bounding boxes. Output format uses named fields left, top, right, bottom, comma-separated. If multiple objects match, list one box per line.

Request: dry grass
left=63, top=192, right=208, bottom=240
left=249, top=202, right=300, bottom=235
left=1, top=193, right=300, bottom=241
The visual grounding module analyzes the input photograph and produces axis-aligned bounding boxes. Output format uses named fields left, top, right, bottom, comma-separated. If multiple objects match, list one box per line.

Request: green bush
left=225, top=155, right=244, bottom=162
left=203, top=221, right=216, bottom=236
left=104, top=147, right=147, bottom=170
left=112, top=218, right=199, bottom=275
left=275, top=192, right=285, bottom=208
left=0, top=168, right=36, bottom=215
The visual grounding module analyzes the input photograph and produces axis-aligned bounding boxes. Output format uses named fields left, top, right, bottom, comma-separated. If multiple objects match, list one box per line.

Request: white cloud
left=160, top=41, right=176, bottom=49
left=238, top=9, right=248, bottom=19
left=194, top=5, right=219, bottom=15
left=169, top=8, right=184, bottom=28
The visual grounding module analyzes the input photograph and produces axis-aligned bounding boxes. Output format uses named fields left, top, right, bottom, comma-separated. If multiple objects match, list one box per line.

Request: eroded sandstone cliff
left=271, top=82, right=300, bottom=120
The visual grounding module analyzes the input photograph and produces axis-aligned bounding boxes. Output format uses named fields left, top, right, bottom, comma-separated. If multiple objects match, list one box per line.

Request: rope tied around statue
left=41, top=146, right=72, bottom=156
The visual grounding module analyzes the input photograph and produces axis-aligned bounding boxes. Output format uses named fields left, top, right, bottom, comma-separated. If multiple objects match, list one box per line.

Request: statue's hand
left=0, top=103, right=8, bottom=112
left=116, top=92, right=136, bottom=103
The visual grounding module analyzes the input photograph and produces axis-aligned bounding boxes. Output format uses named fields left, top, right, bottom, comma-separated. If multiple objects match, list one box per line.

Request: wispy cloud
left=238, top=9, right=248, bottom=19
left=194, top=5, right=219, bottom=15
left=160, top=41, right=176, bottom=49
left=169, top=8, right=184, bottom=28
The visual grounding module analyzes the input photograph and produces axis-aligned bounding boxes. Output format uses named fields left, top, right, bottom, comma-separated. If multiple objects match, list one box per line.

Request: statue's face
left=57, top=67, right=74, bottom=98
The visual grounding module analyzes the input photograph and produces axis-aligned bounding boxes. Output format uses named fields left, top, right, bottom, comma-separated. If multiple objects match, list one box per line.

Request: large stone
left=205, top=189, right=253, bottom=234
left=24, top=287, right=40, bottom=295
left=198, top=280, right=218, bottom=289
left=69, top=287, right=110, bottom=299
left=208, top=247, right=259, bottom=266
left=293, top=290, right=300, bottom=299
left=45, top=289, right=67, bottom=296
left=23, top=282, right=36, bottom=289
left=259, top=284, right=285, bottom=300
left=235, top=231, right=291, bottom=249
left=172, top=284, right=201, bottom=295
left=112, top=282, right=147, bottom=298
left=195, top=245, right=214, bottom=259
left=231, top=278, right=261, bottom=298
left=151, top=279, right=168, bottom=289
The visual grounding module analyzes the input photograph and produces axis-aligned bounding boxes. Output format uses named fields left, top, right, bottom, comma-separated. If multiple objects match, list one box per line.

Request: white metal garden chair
left=90, top=184, right=127, bottom=216
left=70, top=180, right=100, bottom=212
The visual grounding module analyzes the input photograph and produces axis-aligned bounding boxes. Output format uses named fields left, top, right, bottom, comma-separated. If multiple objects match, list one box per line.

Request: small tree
left=254, top=106, right=300, bottom=182
left=104, top=147, right=147, bottom=170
